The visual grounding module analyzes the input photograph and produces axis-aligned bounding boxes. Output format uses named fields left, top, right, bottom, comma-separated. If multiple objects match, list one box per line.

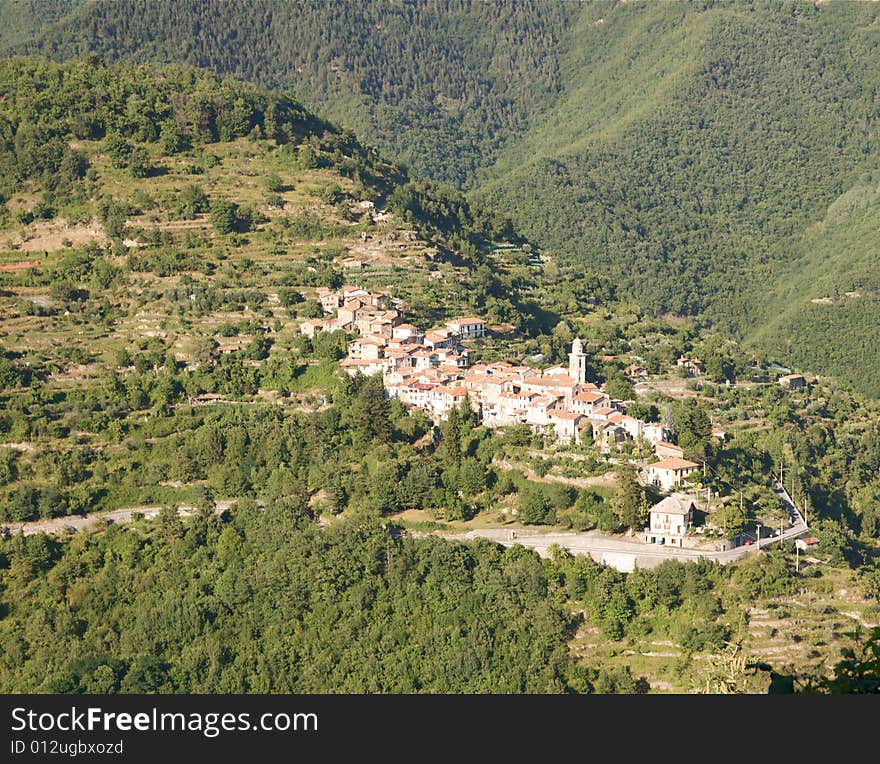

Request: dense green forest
left=6, top=0, right=578, bottom=187
left=3, top=497, right=877, bottom=693
left=0, top=511, right=597, bottom=693
left=9, top=0, right=880, bottom=395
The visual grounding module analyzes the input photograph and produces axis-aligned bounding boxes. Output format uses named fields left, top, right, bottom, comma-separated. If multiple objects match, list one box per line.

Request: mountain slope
left=750, top=175, right=880, bottom=396
left=6, top=0, right=880, bottom=396
left=479, top=2, right=880, bottom=323
left=7, top=0, right=578, bottom=187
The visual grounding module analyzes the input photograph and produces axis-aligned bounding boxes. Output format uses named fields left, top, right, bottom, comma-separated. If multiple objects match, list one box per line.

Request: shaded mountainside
left=751, top=174, right=880, bottom=397
left=0, top=0, right=78, bottom=53
left=6, top=1, right=880, bottom=395
left=6, top=0, right=579, bottom=188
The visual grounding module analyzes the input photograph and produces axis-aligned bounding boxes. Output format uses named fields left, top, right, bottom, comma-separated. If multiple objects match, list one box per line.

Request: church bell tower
left=569, top=337, right=587, bottom=386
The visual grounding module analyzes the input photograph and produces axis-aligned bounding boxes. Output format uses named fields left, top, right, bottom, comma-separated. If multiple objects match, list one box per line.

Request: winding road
left=3, top=477, right=808, bottom=573
left=444, top=476, right=808, bottom=571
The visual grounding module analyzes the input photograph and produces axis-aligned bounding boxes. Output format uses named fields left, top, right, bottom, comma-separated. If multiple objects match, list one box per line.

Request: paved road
left=3, top=475, right=809, bottom=573
left=444, top=476, right=809, bottom=571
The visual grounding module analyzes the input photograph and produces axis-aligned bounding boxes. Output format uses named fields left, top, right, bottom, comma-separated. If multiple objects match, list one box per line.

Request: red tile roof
left=649, top=457, right=700, bottom=471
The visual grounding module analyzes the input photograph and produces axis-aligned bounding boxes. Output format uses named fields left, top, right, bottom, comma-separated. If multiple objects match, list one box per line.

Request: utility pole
left=756, top=523, right=761, bottom=550
left=796, top=542, right=800, bottom=573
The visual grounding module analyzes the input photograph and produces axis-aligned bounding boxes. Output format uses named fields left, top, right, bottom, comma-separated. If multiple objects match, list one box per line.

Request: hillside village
left=300, top=284, right=789, bottom=548
left=293, top=278, right=830, bottom=556
left=302, top=284, right=670, bottom=444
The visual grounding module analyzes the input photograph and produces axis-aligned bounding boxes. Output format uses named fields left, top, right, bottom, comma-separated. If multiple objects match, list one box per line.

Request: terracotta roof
left=574, top=391, right=605, bottom=403
left=447, top=317, right=485, bottom=325
left=551, top=411, right=581, bottom=420
left=649, top=457, right=700, bottom=471
left=434, top=385, right=467, bottom=396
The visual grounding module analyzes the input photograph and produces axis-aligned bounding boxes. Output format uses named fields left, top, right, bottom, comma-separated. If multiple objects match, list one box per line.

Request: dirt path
left=493, top=458, right=617, bottom=489
left=2, top=500, right=239, bottom=538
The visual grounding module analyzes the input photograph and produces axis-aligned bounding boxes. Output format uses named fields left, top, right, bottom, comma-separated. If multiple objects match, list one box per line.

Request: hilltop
left=8, top=1, right=880, bottom=395
left=0, top=55, right=626, bottom=521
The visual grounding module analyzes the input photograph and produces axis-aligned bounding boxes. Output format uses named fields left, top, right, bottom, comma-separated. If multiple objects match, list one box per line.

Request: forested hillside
left=0, top=0, right=77, bottom=53
left=7, top=0, right=880, bottom=396
left=6, top=0, right=578, bottom=188
left=479, top=1, right=880, bottom=354
left=1, top=55, right=879, bottom=694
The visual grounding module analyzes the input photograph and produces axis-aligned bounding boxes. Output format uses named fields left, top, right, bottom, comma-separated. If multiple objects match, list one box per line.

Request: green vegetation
left=1, top=47, right=879, bottom=694
left=0, top=510, right=595, bottom=692
left=12, top=1, right=880, bottom=395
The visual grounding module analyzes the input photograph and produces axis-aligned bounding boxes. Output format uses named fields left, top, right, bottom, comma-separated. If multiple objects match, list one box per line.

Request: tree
left=398, top=459, right=438, bottom=510
left=179, top=184, right=209, bottom=218
left=672, top=399, right=712, bottom=458
left=158, top=505, right=184, bottom=541
left=301, top=299, right=323, bottom=318
left=519, top=487, right=554, bottom=525
left=210, top=199, right=238, bottom=235
left=127, top=146, right=150, bottom=178
left=350, top=374, right=392, bottom=445
left=264, top=174, right=284, bottom=193
left=610, top=462, right=650, bottom=531
left=711, top=502, right=748, bottom=539
left=193, top=486, right=216, bottom=517
left=605, top=374, right=635, bottom=402
left=459, top=458, right=487, bottom=496
left=370, top=464, right=400, bottom=514
left=627, top=401, right=660, bottom=423
left=706, top=353, right=735, bottom=384
left=438, top=406, right=463, bottom=467
left=159, top=121, right=190, bottom=155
